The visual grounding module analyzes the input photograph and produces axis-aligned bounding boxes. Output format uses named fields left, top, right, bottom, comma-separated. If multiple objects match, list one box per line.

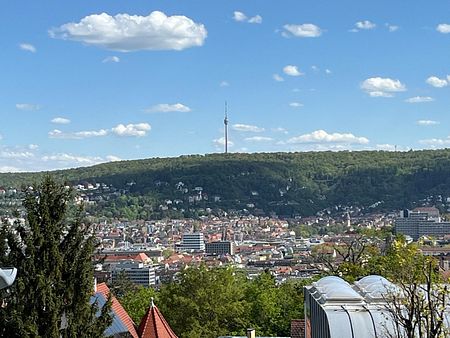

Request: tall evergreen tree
left=0, top=175, right=111, bottom=337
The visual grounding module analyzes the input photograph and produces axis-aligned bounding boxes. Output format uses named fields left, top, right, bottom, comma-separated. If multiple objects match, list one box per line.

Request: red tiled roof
left=138, top=301, right=178, bottom=338
left=96, top=283, right=139, bottom=338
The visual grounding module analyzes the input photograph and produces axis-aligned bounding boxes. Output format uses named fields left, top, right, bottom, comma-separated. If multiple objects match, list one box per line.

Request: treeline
left=2, top=150, right=450, bottom=217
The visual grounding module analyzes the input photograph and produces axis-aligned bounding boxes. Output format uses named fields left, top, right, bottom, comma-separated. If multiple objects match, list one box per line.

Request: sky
left=2, top=0, right=450, bottom=172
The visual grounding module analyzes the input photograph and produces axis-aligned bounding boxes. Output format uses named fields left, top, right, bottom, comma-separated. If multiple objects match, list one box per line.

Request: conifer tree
left=0, top=175, right=111, bottom=337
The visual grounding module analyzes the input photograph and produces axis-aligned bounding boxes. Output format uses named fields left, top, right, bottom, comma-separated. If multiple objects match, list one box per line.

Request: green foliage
left=3, top=150, right=450, bottom=217
left=0, top=175, right=112, bottom=338
left=119, top=286, right=157, bottom=324
left=120, top=266, right=308, bottom=338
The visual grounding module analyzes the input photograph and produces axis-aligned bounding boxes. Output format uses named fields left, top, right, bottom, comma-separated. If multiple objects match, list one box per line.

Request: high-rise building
left=111, top=261, right=156, bottom=287
left=180, top=232, right=205, bottom=252
left=395, top=207, right=450, bottom=240
left=205, top=241, right=234, bottom=255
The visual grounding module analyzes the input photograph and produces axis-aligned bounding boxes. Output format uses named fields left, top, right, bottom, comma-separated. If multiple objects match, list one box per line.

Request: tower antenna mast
left=224, top=101, right=229, bottom=154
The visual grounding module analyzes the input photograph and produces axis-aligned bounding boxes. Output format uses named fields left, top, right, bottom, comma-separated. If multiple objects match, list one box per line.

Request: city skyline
left=2, top=0, right=450, bottom=171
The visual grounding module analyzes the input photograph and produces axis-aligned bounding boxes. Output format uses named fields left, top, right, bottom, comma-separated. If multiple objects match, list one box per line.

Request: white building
left=180, top=232, right=205, bottom=252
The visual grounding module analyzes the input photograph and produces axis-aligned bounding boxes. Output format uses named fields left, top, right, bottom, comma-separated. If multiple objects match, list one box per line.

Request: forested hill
left=1, top=150, right=450, bottom=217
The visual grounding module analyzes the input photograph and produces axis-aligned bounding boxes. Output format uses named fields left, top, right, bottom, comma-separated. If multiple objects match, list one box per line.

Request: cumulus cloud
left=49, top=11, right=207, bottom=52
left=102, top=56, right=120, bottom=63
left=51, top=117, right=71, bottom=124
left=289, top=102, right=303, bottom=108
left=232, top=124, right=264, bottom=132
left=273, top=74, right=284, bottom=82
left=361, top=77, right=406, bottom=97
left=233, top=11, right=262, bottom=24
left=213, top=137, right=234, bottom=148
left=282, top=24, right=322, bottom=38
left=355, top=20, right=376, bottom=30
left=405, top=96, right=434, bottom=103
left=19, top=43, right=36, bottom=53
left=111, top=123, right=151, bottom=137
left=272, top=127, right=288, bottom=134
left=420, top=137, right=450, bottom=146
left=244, top=136, right=273, bottom=142
left=426, top=76, right=448, bottom=88
left=233, top=11, right=247, bottom=22
left=16, top=103, right=40, bottom=111
left=283, top=65, right=303, bottom=77
left=220, top=81, right=229, bottom=87
left=417, top=120, right=439, bottom=126
left=287, top=130, right=369, bottom=144
left=437, top=24, right=450, bottom=34
left=146, top=103, right=191, bottom=113
left=248, top=15, right=262, bottom=24
left=49, top=129, right=108, bottom=139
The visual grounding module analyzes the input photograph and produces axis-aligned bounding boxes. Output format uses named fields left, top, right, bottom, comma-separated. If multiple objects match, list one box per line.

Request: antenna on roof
left=224, top=101, right=229, bottom=154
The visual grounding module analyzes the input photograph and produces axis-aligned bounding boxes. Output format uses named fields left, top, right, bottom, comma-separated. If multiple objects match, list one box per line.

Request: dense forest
left=1, top=150, right=450, bottom=217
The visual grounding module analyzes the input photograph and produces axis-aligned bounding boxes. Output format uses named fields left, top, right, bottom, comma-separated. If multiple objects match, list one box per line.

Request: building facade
left=395, top=207, right=450, bottom=240
left=180, top=232, right=205, bottom=252
left=205, top=241, right=234, bottom=255
left=111, top=261, right=156, bottom=287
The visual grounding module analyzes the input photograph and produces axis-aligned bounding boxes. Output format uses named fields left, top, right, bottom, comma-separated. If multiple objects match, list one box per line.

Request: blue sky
left=2, top=0, right=450, bottom=171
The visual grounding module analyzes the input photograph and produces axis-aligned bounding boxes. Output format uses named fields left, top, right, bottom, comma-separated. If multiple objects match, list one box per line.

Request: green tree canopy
left=0, top=175, right=111, bottom=337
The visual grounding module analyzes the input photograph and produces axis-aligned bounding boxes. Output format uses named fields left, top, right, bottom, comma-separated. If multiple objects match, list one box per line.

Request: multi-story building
left=205, top=241, right=234, bottom=256
left=395, top=207, right=450, bottom=240
left=110, top=261, right=156, bottom=287
left=180, top=232, right=205, bottom=252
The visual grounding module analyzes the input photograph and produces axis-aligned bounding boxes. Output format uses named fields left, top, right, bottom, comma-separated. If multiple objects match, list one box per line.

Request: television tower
left=224, top=101, right=229, bottom=154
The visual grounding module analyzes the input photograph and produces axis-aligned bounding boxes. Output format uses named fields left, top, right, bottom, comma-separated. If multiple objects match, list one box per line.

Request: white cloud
left=232, top=124, right=264, bottom=132
left=106, top=155, right=121, bottom=162
left=420, top=137, right=450, bottom=146
left=51, top=117, right=71, bottom=124
left=102, top=56, right=120, bottom=63
left=42, top=153, right=104, bottom=165
left=233, top=11, right=262, bottom=24
left=361, top=77, right=406, bottom=97
left=282, top=24, right=322, bottom=38
left=355, top=20, right=376, bottom=30
left=49, top=11, right=207, bottom=52
left=426, top=76, right=448, bottom=88
left=48, top=129, right=108, bottom=139
left=376, top=144, right=397, bottom=151
left=273, top=73, right=284, bottom=82
left=220, top=81, right=229, bottom=87
left=16, top=103, right=40, bottom=111
left=283, top=65, right=303, bottom=77
left=289, top=102, right=303, bottom=108
left=146, top=103, right=191, bottom=113
left=19, top=43, right=36, bottom=53
left=233, top=11, right=247, bottom=22
left=213, top=137, right=234, bottom=148
left=248, top=15, right=263, bottom=24
left=287, top=130, right=369, bottom=144
left=417, top=120, right=439, bottom=126
left=244, top=136, right=273, bottom=142
left=405, top=96, right=434, bottom=103
left=28, top=144, right=39, bottom=150
left=437, top=24, right=450, bottom=34
left=325, top=69, right=332, bottom=74
left=111, top=123, right=151, bottom=137
left=0, top=150, right=34, bottom=159
left=272, top=127, right=288, bottom=134
left=386, top=24, right=399, bottom=32
left=0, top=166, right=21, bottom=173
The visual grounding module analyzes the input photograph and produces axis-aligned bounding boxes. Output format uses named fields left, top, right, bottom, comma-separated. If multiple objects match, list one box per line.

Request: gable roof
left=94, top=282, right=139, bottom=338
left=138, top=300, right=178, bottom=338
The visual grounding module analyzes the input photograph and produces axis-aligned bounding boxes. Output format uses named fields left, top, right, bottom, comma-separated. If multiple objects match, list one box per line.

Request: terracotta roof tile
left=138, top=301, right=178, bottom=338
